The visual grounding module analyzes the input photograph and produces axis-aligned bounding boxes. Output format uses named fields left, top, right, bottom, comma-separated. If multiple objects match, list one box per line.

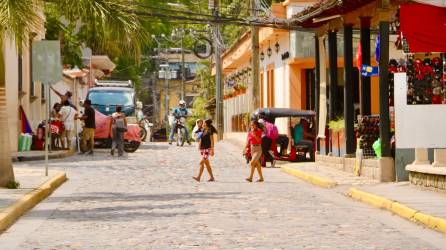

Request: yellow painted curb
left=0, top=172, right=67, bottom=232
left=281, top=166, right=337, bottom=188
left=348, top=188, right=446, bottom=234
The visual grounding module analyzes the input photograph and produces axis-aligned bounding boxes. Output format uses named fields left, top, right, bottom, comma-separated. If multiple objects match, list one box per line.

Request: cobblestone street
left=1, top=142, right=445, bottom=249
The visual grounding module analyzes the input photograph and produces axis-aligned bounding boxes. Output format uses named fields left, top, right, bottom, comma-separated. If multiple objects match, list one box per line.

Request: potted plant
left=328, top=118, right=345, bottom=157
left=233, top=84, right=240, bottom=96
left=239, top=83, right=247, bottom=94
left=227, top=89, right=235, bottom=98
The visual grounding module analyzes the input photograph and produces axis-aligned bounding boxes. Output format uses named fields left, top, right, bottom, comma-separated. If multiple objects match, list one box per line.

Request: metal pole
left=212, top=0, right=224, bottom=139
left=45, top=85, right=50, bottom=176
left=251, top=0, right=260, bottom=110
left=74, top=78, right=80, bottom=153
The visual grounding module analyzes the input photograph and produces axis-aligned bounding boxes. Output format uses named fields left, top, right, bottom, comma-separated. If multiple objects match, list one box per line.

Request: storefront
left=393, top=1, right=446, bottom=189
left=291, top=0, right=399, bottom=181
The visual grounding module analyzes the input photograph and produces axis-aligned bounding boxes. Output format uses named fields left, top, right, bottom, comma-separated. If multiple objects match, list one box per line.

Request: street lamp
left=260, top=51, right=265, bottom=61
left=267, top=41, right=272, bottom=58
left=267, top=47, right=272, bottom=58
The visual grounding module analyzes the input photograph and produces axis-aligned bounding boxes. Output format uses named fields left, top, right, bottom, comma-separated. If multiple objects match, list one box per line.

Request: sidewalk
left=281, top=162, right=446, bottom=234
left=280, top=162, right=379, bottom=190
left=11, top=150, right=74, bottom=162
left=0, top=168, right=67, bottom=232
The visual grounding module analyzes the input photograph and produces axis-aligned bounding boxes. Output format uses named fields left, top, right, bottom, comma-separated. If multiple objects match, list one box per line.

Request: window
left=260, top=72, right=264, bottom=107
left=29, top=42, right=35, bottom=97
left=30, top=81, right=35, bottom=96
left=18, top=53, right=23, bottom=92
left=87, top=90, right=134, bottom=106
left=267, top=69, right=275, bottom=107
left=41, top=84, right=45, bottom=99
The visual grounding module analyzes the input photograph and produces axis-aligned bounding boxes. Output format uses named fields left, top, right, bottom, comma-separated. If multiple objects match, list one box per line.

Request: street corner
left=0, top=171, right=67, bottom=232
left=281, top=164, right=337, bottom=188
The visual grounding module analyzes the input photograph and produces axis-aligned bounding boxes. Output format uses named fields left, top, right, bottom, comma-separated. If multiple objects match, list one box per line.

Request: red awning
left=400, top=3, right=446, bottom=53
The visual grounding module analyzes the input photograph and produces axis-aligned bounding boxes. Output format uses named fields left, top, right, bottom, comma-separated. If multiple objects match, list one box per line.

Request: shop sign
left=361, top=65, right=379, bottom=77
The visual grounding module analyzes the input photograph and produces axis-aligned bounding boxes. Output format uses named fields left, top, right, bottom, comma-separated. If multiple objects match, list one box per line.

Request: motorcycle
left=138, top=116, right=153, bottom=142
left=175, top=117, right=187, bottom=147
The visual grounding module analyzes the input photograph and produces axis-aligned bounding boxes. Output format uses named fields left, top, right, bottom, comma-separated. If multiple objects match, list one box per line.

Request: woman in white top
left=59, top=100, right=77, bottom=150
left=111, top=106, right=128, bottom=156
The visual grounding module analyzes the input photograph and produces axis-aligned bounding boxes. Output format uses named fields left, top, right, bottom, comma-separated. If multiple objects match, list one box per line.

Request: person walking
left=59, top=100, right=77, bottom=150
left=78, top=99, right=96, bottom=155
left=193, top=119, right=217, bottom=182
left=245, top=120, right=264, bottom=182
left=259, top=118, right=278, bottom=168
left=111, top=106, right=128, bottom=157
left=192, top=119, right=204, bottom=142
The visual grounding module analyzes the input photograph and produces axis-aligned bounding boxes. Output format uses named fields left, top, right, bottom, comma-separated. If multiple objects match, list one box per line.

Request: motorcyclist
left=169, top=100, right=190, bottom=145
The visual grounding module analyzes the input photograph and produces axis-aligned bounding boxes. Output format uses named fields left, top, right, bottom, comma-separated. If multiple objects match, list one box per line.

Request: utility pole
left=251, top=0, right=260, bottom=110
left=180, top=30, right=186, bottom=101
left=211, top=0, right=224, bottom=139
left=161, top=65, right=171, bottom=137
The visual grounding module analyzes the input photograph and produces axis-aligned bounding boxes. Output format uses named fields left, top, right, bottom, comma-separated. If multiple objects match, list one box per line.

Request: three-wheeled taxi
left=251, top=108, right=316, bottom=163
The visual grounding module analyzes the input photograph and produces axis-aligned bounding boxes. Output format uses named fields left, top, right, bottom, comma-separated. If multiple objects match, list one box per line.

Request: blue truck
left=86, top=80, right=136, bottom=118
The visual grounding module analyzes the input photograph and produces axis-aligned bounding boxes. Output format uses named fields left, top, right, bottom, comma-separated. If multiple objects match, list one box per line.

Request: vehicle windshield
left=88, top=90, right=134, bottom=106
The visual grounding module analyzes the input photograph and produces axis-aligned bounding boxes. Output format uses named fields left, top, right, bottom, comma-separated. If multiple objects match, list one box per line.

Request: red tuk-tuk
left=247, top=108, right=316, bottom=164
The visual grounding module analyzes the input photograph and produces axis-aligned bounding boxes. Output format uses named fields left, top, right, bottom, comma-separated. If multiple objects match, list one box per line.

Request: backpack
left=114, top=116, right=127, bottom=133
left=270, top=124, right=279, bottom=140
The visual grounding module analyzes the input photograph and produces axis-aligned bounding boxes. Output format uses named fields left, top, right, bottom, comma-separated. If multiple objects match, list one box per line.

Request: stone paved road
left=1, top=142, right=446, bottom=250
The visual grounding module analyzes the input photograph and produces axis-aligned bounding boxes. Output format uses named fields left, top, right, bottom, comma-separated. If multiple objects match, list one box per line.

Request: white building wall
left=4, top=40, right=20, bottom=152
left=3, top=8, right=46, bottom=152
left=259, top=33, right=290, bottom=134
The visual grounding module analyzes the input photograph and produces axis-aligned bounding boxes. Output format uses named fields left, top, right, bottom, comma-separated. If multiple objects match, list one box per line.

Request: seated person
left=291, top=118, right=314, bottom=160
left=276, top=134, right=289, bottom=156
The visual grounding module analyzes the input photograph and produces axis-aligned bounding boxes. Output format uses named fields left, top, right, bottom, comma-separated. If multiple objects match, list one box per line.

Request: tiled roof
left=291, top=0, right=375, bottom=27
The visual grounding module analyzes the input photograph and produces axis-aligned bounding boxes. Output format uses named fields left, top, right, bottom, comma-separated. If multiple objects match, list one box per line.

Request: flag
left=356, top=42, right=362, bottom=69
left=375, top=35, right=380, bottom=63
left=19, top=106, right=33, bottom=134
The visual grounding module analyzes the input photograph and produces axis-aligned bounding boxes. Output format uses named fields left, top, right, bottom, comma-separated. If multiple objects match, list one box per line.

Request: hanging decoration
left=375, top=35, right=380, bottom=64
left=356, top=42, right=362, bottom=69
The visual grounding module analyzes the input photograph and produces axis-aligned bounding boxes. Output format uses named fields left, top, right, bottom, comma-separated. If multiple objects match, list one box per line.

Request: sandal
left=192, top=177, right=200, bottom=182
left=245, top=178, right=252, bottom=182
left=257, top=179, right=264, bottom=182
left=208, top=178, right=215, bottom=182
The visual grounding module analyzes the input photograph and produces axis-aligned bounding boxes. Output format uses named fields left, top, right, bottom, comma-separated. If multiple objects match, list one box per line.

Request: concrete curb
left=0, top=172, right=67, bottom=232
left=348, top=188, right=446, bottom=234
left=12, top=149, right=75, bottom=162
left=281, top=166, right=337, bottom=188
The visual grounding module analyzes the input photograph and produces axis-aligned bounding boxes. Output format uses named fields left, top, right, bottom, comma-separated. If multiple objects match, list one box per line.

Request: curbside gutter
left=0, top=172, right=67, bottom=232
left=348, top=188, right=446, bottom=234
left=281, top=166, right=337, bottom=188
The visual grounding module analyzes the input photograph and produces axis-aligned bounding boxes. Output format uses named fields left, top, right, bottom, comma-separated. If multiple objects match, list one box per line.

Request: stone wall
left=409, top=172, right=446, bottom=191
left=316, top=154, right=382, bottom=180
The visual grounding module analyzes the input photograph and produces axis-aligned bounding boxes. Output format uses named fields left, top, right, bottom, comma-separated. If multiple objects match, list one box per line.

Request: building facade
left=3, top=16, right=46, bottom=153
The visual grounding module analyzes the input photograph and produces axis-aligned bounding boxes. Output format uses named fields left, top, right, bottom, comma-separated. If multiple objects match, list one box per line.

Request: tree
left=0, top=0, right=148, bottom=186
